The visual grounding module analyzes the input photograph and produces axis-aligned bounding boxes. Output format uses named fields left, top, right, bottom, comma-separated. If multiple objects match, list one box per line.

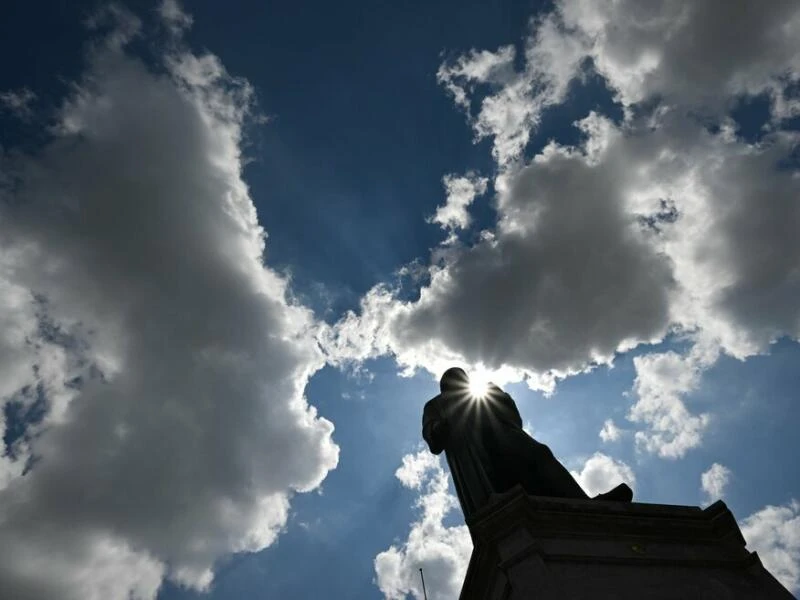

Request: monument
left=423, top=367, right=631, bottom=519
left=422, top=367, right=796, bottom=599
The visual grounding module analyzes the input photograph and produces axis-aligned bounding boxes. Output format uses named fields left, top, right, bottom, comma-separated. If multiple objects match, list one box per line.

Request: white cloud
left=0, top=6, right=338, bottom=599
left=598, top=418, right=621, bottom=442
left=437, top=10, right=588, bottom=166
left=570, top=452, right=636, bottom=497
left=374, top=450, right=472, bottom=600
left=436, top=45, right=516, bottom=112
left=395, top=450, right=441, bottom=490
left=628, top=341, right=717, bottom=459
left=428, top=172, right=488, bottom=232
left=700, top=463, right=731, bottom=504
left=740, top=500, right=800, bottom=595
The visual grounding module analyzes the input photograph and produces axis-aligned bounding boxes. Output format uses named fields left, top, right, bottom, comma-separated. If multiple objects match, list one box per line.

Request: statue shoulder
left=424, top=394, right=441, bottom=407
left=423, top=394, right=443, bottom=416
left=488, top=384, right=513, bottom=402
left=488, top=385, right=523, bottom=427
left=424, top=392, right=462, bottom=419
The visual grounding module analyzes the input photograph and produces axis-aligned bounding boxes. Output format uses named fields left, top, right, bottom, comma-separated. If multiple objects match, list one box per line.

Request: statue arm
left=422, top=396, right=448, bottom=455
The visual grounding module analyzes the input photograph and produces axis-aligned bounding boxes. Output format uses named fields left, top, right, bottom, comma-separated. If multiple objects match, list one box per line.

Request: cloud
left=83, top=3, right=142, bottom=51
left=437, top=45, right=516, bottom=112
left=598, top=418, right=621, bottom=442
left=700, top=463, right=732, bottom=504
left=374, top=450, right=472, bottom=600
left=628, top=341, right=717, bottom=459
left=395, top=449, right=441, bottom=490
left=558, top=0, right=800, bottom=110
left=437, top=11, right=587, bottom=166
left=569, top=452, right=636, bottom=497
left=158, top=0, right=193, bottom=35
left=428, top=172, right=488, bottom=232
left=0, top=88, right=36, bottom=119
left=323, top=0, right=800, bottom=461
left=0, top=5, right=338, bottom=599
left=740, top=500, right=800, bottom=594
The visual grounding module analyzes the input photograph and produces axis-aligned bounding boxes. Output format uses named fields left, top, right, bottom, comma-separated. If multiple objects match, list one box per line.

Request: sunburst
left=467, top=371, right=491, bottom=399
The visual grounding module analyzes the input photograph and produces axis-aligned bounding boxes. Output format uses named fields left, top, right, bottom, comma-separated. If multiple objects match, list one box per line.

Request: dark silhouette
left=423, top=367, right=632, bottom=520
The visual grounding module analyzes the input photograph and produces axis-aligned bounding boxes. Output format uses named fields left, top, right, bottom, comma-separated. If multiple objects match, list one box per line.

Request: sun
left=468, top=372, right=491, bottom=399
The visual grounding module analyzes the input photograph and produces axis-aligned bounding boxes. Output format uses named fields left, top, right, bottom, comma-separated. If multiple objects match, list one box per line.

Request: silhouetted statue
left=423, top=367, right=632, bottom=520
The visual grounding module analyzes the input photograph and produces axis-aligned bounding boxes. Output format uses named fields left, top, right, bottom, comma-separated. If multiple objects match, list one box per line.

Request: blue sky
left=1, top=1, right=799, bottom=599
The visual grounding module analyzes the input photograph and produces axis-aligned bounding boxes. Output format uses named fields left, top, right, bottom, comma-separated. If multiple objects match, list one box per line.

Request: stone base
left=460, top=486, right=795, bottom=599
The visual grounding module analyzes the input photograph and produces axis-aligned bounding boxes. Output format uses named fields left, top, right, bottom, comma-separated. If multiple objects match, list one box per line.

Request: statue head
left=440, top=367, right=468, bottom=393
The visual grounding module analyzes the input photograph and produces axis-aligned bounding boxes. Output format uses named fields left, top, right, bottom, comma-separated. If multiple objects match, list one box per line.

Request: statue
left=423, top=367, right=632, bottom=520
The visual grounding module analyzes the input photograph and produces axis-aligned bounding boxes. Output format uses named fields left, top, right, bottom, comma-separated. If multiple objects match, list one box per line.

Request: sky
left=0, top=1, right=799, bottom=599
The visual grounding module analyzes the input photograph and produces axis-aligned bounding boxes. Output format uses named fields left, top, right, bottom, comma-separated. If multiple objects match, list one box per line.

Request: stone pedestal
left=460, top=486, right=796, bottom=599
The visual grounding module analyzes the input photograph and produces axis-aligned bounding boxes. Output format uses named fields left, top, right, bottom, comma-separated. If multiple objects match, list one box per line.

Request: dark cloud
left=393, top=129, right=674, bottom=375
